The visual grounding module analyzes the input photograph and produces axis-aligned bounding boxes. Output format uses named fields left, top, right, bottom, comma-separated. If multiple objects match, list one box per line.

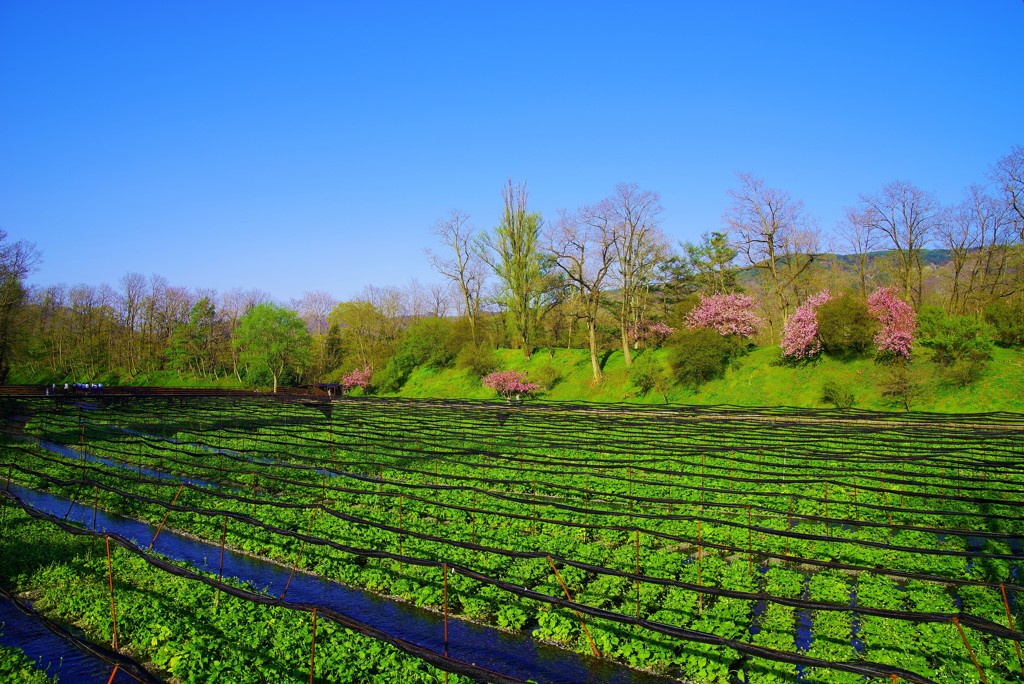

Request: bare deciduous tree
left=545, top=206, right=616, bottom=381
left=605, top=183, right=666, bottom=366
left=428, top=209, right=486, bottom=342
left=836, top=208, right=882, bottom=298
left=293, top=290, right=337, bottom=335
left=725, top=174, right=817, bottom=339
left=937, top=185, right=1017, bottom=314
left=857, top=180, right=937, bottom=308
left=993, top=145, right=1024, bottom=233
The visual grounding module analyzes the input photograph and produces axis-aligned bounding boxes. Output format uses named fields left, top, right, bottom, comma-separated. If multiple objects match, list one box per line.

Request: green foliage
left=629, top=353, right=668, bottom=399
left=879, top=362, right=929, bottom=411
left=816, top=296, right=876, bottom=357
left=821, top=377, right=855, bottom=409
left=683, top=231, right=738, bottom=293
left=918, top=308, right=992, bottom=364
left=375, top=318, right=467, bottom=392
left=917, top=307, right=992, bottom=386
left=983, top=299, right=1024, bottom=347
left=233, top=303, right=312, bottom=391
left=0, top=643, right=51, bottom=683
left=455, top=343, right=499, bottom=378
left=480, top=180, right=546, bottom=358
left=666, top=328, right=735, bottom=388
left=530, top=363, right=562, bottom=391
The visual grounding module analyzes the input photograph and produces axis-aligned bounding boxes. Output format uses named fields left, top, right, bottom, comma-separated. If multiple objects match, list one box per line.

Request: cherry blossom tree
left=867, top=287, right=916, bottom=359
left=482, top=370, right=542, bottom=400
left=341, top=365, right=373, bottom=394
left=629, top=320, right=676, bottom=348
left=685, top=293, right=763, bottom=338
left=781, top=290, right=832, bottom=360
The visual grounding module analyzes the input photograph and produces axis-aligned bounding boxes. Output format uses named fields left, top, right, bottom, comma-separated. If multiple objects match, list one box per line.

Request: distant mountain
left=831, top=248, right=953, bottom=267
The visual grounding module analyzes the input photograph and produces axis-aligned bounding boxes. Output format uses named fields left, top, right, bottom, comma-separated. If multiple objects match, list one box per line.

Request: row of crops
left=3, top=394, right=1024, bottom=682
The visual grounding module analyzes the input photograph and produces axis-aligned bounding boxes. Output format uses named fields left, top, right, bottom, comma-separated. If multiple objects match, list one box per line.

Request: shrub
left=685, top=293, right=763, bottom=338
left=917, top=307, right=992, bottom=387
left=984, top=299, right=1024, bottom=347
left=630, top=353, right=668, bottom=398
left=374, top=317, right=464, bottom=392
left=867, top=287, right=916, bottom=360
left=531, top=363, right=562, bottom=391
left=666, top=328, right=735, bottom=388
left=917, top=308, right=993, bottom=366
left=780, top=290, right=832, bottom=360
left=456, top=343, right=498, bottom=377
left=816, top=296, right=876, bottom=357
left=880, top=363, right=929, bottom=412
left=821, top=378, right=855, bottom=409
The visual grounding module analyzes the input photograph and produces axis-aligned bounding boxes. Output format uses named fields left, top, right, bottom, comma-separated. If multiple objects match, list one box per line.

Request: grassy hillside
left=391, top=345, right=1024, bottom=413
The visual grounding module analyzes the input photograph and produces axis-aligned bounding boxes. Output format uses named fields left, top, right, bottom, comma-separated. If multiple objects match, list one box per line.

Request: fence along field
left=3, top=393, right=1024, bottom=683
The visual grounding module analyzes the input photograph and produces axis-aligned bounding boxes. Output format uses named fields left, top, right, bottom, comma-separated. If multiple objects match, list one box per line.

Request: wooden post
left=148, top=483, right=185, bottom=550
left=105, top=536, right=119, bottom=651
left=281, top=508, right=318, bottom=600
left=546, top=556, right=601, bottom=659
left=634, top=529, right=641, bottom=620
left=786, top=493, right=794, bottom=557
left=696, top=520, right=703, bottom=614
left=442, top=564, right=449, bottom=656
left=951, top=617, right=987, bottom=684
left=309, top=608, right=318, bottom=684
left=215, top=515, right=227, bottom=612
left=1000, top=583, right=1024, bottom=678
left=747, top=505, right=753, bottom=577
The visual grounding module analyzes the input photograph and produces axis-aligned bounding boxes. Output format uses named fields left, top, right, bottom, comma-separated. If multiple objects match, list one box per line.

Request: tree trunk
left=588, top=320, right=602, bottom=382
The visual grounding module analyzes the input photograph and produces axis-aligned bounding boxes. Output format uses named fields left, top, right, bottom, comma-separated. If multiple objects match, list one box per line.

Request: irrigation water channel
left=3, top=436, right=681, bottom=684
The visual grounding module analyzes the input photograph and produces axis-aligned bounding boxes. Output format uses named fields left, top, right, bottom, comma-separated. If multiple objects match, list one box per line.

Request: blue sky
left=2, top=1, right=1022, bottom=303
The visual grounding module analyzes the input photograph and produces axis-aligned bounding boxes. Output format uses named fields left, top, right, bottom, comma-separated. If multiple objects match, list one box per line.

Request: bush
left=880, top=363, right=929, bottom=412
left=821, top=378, right=855, bottom=409
left=630, top=353, right=669, bottom=400
left=666, top=328, right=735, bottom=388
left=816, top=297, right=876, bottom=357
left=531, top=363, right=562, bottom=391
left=374, top=317, right=465, bottom=392
left=984, top=299, right=1024, bottom=347
left=456, top=343, right=498, bottom=377
left=917, top=308, right=993, bottom=387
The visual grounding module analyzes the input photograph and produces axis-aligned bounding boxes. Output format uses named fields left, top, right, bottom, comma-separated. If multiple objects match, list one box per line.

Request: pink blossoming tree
left=482, top=370, right=542, bottom=400
left=629, top=320, right=677, bottom=347
left=867, top=287, right=916, bottom=359
left=685, top=293, right=763, bottom=338
left=341, top=366, right=373, bottom=394
left=781, top=290, right=833, bottom=360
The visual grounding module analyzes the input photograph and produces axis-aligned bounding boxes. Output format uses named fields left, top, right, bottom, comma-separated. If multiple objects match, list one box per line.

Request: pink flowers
left=341, top=366, right=373, bottom=393
left=685, top=293, right=763, bottom=338
left=629, top=320, right=677, bottom=346
left=867, top=287, right=916, bottom=359
left=781, top=290, right=832, bottom=360
left=482, top=370, right=542, bottom=399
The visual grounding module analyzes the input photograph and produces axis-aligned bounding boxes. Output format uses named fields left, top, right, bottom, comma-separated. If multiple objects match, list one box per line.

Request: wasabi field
left=2, top=393, right=1023, bottom=683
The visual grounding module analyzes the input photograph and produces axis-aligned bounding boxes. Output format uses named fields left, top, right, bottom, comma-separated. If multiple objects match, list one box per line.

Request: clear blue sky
left=2, top=1, right=1021, bottom=303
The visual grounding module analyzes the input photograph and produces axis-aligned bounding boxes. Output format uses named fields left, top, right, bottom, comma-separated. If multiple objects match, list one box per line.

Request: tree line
left=4, top=145, right=1023, bottom=391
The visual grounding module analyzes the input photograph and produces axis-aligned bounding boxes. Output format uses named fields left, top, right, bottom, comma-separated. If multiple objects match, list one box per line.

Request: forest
left=3, top=146, right=1023, bottom=401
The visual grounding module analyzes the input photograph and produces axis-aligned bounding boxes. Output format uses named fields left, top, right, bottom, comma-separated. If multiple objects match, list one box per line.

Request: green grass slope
left=392, top=346, right=1024, bottom=413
